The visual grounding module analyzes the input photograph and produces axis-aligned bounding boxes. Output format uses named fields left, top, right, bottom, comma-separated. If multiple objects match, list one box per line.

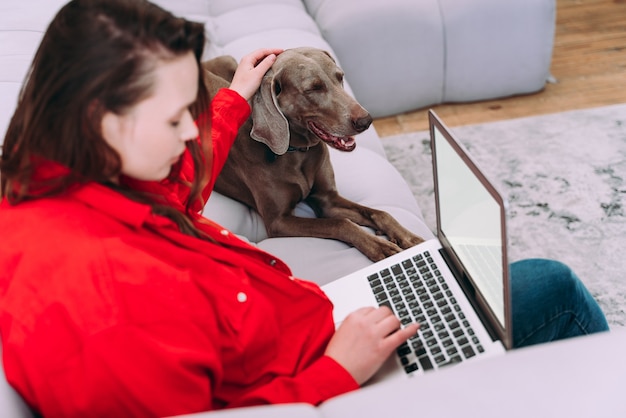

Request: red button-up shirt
left=0, top=89, right=358, bottom=417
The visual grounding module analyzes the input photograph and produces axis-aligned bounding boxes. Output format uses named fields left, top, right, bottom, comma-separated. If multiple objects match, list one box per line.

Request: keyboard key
left=391, top=264, right=403, bottom=275
left=405, top=363, right=419, bottom=373
left=397, top=344, right=411, bottom=356
left=375, top=293, right=388, bottom=303
left=462, top=345, right=476, bottom=359
left=414, top=346, right=427, bottom=357
left=380, top=300, right=392, bottom=311
left=446, top=346, right=458, bottom=356
left=418, top=356, right=433, bottom=371
left=426, top=338, right=438, bottom=347
left=371, top=285, right=384, bottom=294
left=367, top=274, right=380, bottom=282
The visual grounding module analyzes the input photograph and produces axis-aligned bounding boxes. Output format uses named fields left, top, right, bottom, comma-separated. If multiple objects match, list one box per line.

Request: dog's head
left=250, top=47, right=372, bottom=156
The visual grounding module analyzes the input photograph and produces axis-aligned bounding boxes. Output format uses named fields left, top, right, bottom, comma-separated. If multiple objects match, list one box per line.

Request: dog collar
left=287, top=145, right=311, bottom=152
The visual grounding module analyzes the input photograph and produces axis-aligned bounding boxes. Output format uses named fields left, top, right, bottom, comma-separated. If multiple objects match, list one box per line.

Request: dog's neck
left=266, top=143, right=317, bottom=162
left=286, top=145, right=311, bottom=152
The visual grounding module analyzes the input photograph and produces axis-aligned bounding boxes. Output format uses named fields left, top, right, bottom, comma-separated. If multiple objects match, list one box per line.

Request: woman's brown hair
left=1, top=0, right=211, bottom=237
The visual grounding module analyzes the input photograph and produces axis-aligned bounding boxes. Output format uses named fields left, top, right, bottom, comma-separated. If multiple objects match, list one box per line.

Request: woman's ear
left=100, top=109, right=128, bottom=151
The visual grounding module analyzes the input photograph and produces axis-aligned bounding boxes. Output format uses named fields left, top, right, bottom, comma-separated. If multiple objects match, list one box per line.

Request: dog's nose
left=352, top=114, right=373, bottom=133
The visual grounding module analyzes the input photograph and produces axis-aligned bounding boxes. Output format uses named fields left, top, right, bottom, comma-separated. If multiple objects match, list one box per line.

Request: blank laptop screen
left=432, top=126, right=506, bottom=328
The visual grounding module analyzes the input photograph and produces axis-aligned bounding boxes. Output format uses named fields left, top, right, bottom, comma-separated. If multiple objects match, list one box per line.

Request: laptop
left=321, top=110, right=512, bottom=382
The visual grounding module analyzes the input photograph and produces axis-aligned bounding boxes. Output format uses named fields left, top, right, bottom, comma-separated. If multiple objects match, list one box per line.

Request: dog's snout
left=352, top=114, right=373, bottom=133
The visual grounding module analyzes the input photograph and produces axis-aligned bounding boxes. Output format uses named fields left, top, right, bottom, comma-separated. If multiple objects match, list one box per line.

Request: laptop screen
left=430, top=111, right=511, bottom=346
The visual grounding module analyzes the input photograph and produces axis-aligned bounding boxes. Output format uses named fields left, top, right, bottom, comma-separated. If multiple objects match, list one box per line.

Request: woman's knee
left=510, top=258, right=609, bottom=340
left=510, top=258, right=578, bottom=298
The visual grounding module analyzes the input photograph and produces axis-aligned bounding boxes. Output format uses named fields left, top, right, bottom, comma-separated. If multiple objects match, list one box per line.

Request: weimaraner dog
left=202, top=47, right=424, bottom=261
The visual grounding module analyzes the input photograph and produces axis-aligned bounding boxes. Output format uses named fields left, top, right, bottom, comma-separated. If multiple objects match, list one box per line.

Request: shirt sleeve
left=229, top=355, right=360, bottom=409
left=193, top=88, right=250, bottom=212
left=28, top=324, right=358, bottom=417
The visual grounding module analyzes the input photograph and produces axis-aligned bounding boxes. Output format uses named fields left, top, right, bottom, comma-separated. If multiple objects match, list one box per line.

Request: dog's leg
left=306, top=193, right=425, bottom=257
left=322, top=196, right=423, bottom=247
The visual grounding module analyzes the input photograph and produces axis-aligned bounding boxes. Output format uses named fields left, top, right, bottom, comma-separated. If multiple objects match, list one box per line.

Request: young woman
left=0, top=0, right=609, bottom=417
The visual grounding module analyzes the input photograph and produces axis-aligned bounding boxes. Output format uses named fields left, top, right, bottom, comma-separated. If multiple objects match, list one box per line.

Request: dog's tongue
left=309, top=122, right=356, bottom=152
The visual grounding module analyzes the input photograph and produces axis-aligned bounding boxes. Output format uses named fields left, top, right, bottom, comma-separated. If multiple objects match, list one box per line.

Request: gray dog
left=202, top=47, right=423, bottom=261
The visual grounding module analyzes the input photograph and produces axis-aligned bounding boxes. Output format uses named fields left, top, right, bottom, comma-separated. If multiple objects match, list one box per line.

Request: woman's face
left=101, top=51, right=200, bottom=182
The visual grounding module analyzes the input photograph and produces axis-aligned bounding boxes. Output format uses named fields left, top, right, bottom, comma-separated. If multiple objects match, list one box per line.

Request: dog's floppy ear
left=250, top=68, right=290, bottom=155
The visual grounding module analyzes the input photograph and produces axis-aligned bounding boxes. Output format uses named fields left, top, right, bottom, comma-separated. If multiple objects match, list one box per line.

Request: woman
left=0, top=0, right=609, bottom=417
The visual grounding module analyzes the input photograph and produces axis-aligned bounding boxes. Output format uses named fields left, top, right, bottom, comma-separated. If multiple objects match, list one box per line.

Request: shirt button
left=237, top=292, right=247, bottom=303
left=269, top=259, right=277, bottom=267
left=220, top=229, right=229, bottom=237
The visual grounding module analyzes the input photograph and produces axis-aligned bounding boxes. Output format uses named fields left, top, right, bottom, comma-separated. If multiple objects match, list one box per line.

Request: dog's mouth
left=308, top=121, right=356, bottom=152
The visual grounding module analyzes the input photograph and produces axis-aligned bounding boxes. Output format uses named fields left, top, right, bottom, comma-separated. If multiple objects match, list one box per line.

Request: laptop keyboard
left=367, top=251, right=485, bottom=374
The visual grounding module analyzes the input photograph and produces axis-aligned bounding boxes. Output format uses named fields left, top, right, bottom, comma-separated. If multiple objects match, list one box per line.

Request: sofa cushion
left=440, top=0, right=556, bottom=102
left=303, top=0, right=555, bottom=118
left=0, top=0, right=67, bottom=140
left=304, top=0, right=445, bottom=118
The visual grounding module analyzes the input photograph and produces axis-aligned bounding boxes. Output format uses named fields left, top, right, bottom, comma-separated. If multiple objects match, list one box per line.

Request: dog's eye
left=305, top=83, right=325, bottom=93
left=273, top=81, right=282, bottom=96
left=336, top=72, right=344, bottom=84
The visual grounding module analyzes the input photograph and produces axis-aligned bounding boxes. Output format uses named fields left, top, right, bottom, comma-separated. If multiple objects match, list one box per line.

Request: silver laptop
left=322, top=110, right=512, bottom=382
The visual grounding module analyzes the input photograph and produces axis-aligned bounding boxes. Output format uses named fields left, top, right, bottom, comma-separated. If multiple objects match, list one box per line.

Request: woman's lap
left=510, top=258, right=609, bottom=348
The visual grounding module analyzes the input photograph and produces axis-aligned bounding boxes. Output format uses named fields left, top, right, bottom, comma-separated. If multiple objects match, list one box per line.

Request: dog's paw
left=359, top=236, right=404, bottom=262
left=396, top=233, right=425, bottom=250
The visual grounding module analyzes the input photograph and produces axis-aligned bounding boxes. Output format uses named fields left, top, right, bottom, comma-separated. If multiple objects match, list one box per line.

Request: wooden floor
left=373, top=0, right=626, bottom=137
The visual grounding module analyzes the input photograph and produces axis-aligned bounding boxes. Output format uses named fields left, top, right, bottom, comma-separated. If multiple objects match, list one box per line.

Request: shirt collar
left=70, top=182, right=154, bottom=229
left=26, top=158, right=155, bottom=229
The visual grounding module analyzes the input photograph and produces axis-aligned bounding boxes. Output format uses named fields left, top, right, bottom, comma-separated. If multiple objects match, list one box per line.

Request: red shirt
left=0, top=89, right=358, bottom=417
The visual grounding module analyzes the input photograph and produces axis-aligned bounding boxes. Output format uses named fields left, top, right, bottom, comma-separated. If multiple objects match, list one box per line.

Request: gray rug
left=382, top=104, right=626, bottom=329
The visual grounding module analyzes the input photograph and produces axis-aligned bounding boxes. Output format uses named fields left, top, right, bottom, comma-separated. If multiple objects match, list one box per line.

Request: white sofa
left=0, top=0, right=556, bottom=416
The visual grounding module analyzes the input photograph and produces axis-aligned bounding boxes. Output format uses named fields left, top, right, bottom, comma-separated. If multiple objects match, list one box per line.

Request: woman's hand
left=229, top=48, right=283, bottom=101
left=325, top=306, right=420, bottom=385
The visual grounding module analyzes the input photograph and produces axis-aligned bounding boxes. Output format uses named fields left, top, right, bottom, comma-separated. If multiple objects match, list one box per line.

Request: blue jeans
left=511, top=258, right=609, bottom=348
